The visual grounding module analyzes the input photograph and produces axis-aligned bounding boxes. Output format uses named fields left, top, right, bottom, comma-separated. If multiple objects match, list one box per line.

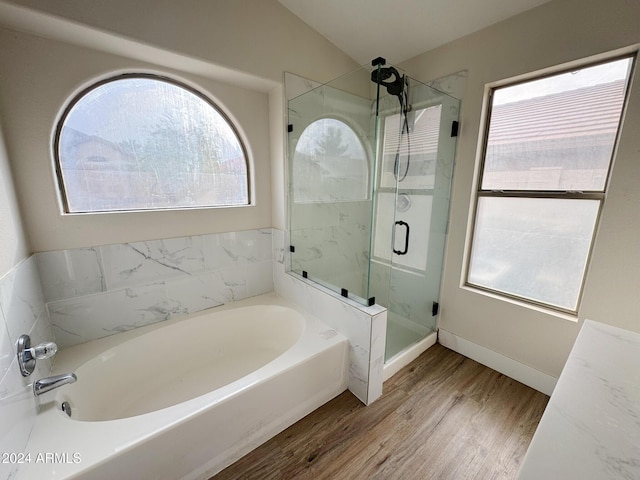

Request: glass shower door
left=370, top=79, right=460, bottom=361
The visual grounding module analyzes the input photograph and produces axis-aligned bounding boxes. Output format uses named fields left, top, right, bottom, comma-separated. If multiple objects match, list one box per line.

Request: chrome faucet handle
left=29, top=341, right=57, bottom=359
left=16, top=334, right=58, bottom=377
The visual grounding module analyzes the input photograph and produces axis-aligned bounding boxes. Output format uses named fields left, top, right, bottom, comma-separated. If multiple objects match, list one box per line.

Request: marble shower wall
left=36, top=229, right=274, bottom=348
left=0, top=257, right=53, bottom=480
left=289, top=200, right=371, bottom=298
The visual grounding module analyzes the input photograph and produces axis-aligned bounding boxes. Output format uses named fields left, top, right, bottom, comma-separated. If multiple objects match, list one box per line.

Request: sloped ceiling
left=279, top=0, right=553, bottom=65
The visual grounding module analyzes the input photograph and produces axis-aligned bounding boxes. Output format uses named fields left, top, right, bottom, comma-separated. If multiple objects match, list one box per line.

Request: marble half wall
left=0, top=256, right=53, bottom=480
left=273, top=229, right=386, bottom=405
left=37, top=229, right=274, bottom=348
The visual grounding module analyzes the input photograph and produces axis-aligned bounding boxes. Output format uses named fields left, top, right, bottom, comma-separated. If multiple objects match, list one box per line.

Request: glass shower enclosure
left=286, top=60, right=459, bottom=363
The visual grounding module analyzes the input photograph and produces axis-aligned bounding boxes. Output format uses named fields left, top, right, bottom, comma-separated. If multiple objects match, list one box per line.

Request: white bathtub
left=17, top=293, right=349, bottom=479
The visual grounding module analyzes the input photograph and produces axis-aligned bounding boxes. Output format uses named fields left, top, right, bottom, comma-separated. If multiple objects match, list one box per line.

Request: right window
left=467, top=55, right=635, bottom=313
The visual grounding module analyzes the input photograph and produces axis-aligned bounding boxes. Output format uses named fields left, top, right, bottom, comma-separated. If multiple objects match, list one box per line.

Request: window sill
left=59, top=203, right=254, bottom=216
left=460, top=284, right=579, bottom=324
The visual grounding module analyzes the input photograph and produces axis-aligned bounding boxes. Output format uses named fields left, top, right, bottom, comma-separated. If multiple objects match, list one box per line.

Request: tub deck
left=17, top=293, right=349, bottom=479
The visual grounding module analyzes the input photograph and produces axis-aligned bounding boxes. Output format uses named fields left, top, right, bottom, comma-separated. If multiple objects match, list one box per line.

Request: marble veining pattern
left=272, top=229, right=285, bottom=265
left=0, top=257, right=46, bottom=343
left=290, top=201, right=371, bottom=299
left=426, top=70, right=468, bottom=100
left=518, top=320, right=640, bottom=480
left=286, top=70, right=463, bottom=324
left=273, top=234, right=386, bottom=405
left=0, top=309, right=12, bottom=385
left=284, top=72, right=322, bottom=101
left=287, top=69, right=374, bottom=302
left=32, top=227, right=382, bottom=414
left=36, top=248, right=105, bottom=302
left=100, top=236, right=206, bottom=290
left=0, top=256, right=50, bottom=480
left=39, top=229, right=275, bottom=348
left=0, top=226, right=386, bottom=480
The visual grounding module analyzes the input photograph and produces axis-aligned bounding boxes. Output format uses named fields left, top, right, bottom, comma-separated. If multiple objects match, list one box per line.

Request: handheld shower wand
left=371, top=60, right=412, bottom=182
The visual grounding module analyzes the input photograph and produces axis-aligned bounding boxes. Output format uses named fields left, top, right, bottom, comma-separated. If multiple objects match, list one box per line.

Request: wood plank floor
left=212, top=344, right=549, bottom=480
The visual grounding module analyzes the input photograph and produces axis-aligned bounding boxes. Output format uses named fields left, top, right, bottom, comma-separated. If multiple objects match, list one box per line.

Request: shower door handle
left=393, top=221, right=410, bottom=255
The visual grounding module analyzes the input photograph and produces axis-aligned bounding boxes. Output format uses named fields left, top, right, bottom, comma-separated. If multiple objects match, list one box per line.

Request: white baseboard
left=438, top=329, right=557, bottom=396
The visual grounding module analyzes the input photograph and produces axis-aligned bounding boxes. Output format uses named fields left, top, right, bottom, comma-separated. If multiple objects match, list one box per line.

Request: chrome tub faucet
left=33, top=373, right=78, bottom=396
left=16, top=334, right=78, bottom=396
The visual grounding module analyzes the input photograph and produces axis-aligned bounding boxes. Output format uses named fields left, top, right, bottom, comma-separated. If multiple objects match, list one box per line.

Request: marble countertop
left=517, top=319, right=640, bottom=479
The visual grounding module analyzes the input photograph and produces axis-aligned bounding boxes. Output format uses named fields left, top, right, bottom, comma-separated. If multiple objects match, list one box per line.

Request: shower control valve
left=16, top=334, right=58, bottom=377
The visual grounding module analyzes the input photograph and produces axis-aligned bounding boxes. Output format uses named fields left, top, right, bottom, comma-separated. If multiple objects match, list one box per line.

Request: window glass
left=56, top=75, right=249, bottom=213
left=292, top=118, right=368, bottom=202
left=468, top=56, right=634, bottom=312
left=469, top=197, right=600, bottom=311
left=481, top=59, right=631, bottom=192
left=380, top=105, right=442, bottom=189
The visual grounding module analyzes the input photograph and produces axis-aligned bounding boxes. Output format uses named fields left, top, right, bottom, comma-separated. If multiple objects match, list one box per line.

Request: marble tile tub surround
left=0, top=256, right=53, bottom=480
left=36, top=227, right=385, bottom=407
left=37, top=229, right=275, bottom=348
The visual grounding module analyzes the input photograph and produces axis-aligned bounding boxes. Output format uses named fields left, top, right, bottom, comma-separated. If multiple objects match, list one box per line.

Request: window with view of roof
left=54, top=74, right=250, bottom=213
left=466, top=55, right=635, bottom=314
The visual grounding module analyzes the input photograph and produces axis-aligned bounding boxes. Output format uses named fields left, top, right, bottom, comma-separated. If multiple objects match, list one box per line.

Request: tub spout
left=33, top=373, right=77, bottom=396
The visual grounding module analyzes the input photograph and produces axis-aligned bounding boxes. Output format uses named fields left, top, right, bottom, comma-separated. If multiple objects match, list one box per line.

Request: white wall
left=0, top=0, right=358, bottom=252
left=400, top=0, right=640, bottom=379
left=0, top=28, right=273, bottom=252
left=0, top=122, right=28, bottom=274
left=0, top=0, right=357, bottom=86
left=269, top=88, right=287, bottom=230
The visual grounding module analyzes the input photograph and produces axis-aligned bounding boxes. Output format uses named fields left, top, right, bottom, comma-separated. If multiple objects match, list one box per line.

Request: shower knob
left=396, top=193, right=411, bottom=212
left=30, top=342, right=58, bottom=359
left=16, top=334, right=59, bottom=377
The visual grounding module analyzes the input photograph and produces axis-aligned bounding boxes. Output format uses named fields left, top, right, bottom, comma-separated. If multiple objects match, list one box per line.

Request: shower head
left=371, top=66, right=405, bottom=97
left=371, top=66, right=400, bottom=83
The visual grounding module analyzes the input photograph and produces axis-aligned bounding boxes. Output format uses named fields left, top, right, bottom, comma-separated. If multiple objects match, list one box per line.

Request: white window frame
left=464, top=53, right=636, bottom=315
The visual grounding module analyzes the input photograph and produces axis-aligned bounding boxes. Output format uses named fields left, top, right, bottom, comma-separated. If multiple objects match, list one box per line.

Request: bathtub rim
left=18, top=292, right=349, bottom=480
left=57, top=303, right=307, bottom=422
left=52, top=293, right=311, bottom=374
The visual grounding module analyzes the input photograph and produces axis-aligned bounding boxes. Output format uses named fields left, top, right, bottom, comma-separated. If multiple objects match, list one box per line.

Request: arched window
left=293, top=118, right=368, bottom=202
left=54, top=74, right=249, bottom=213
